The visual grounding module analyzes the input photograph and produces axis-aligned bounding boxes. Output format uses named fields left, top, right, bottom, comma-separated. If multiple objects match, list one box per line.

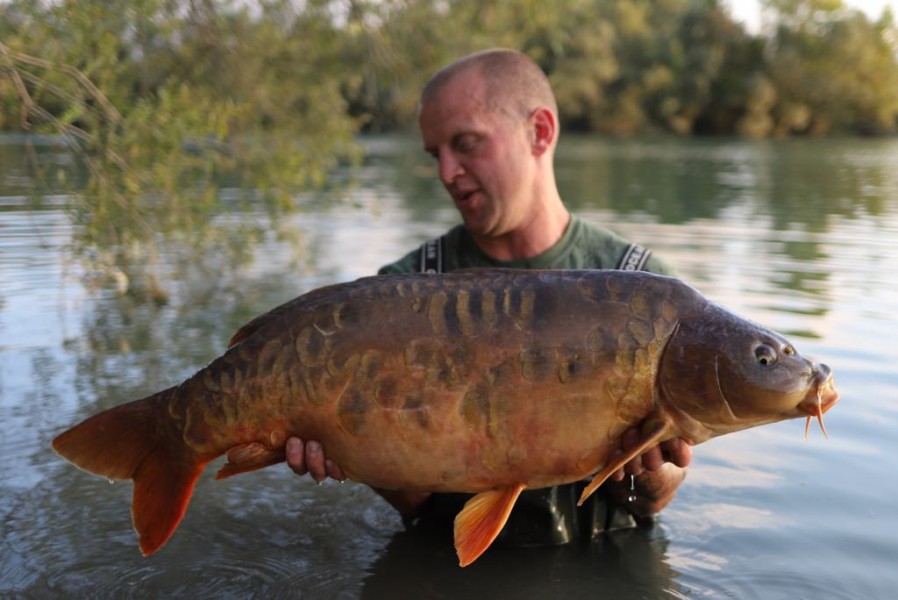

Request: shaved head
left=420, top=49, right=558, bottom=122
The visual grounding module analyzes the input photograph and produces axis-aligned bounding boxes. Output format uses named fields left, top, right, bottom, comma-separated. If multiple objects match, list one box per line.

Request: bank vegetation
left=1, top=0, right=896, bottom=295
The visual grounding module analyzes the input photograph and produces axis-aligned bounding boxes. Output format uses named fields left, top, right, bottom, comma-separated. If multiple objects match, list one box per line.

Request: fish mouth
left=798, top=362, right=839, bottom=439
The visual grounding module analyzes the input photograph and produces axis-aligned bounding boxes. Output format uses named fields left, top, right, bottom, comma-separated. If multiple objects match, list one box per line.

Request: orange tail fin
left=51, top=390, right=207, bottom=556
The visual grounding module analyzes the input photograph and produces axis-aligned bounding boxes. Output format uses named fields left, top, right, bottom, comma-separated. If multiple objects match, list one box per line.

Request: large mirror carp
left=53, top=269, right=839, bottom=566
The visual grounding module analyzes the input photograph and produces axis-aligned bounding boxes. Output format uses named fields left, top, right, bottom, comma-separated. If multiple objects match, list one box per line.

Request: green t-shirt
left=378, top=215, right=676, bottom=276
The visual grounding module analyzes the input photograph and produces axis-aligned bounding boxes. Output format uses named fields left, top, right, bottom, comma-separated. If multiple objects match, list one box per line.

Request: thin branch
left=0, top=42, right=123, bottom=124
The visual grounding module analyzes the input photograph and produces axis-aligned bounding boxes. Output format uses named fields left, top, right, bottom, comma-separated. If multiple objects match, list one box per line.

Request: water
left=2, top=134, right=897, bottom=598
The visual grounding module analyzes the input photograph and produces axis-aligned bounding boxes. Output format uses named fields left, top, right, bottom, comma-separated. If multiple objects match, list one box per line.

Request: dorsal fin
left=227, top=315, right=267, bottom=348
left=227, top=281, right=351, bottom=348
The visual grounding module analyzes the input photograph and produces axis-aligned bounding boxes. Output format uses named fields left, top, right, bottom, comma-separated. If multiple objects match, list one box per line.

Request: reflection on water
left=2, top=135, right=898, bottom=598
left=361, top=520, right=685, bottom=599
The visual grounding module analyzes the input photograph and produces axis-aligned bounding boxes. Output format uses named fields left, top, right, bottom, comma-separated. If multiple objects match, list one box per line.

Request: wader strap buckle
left=419, top=236, right=444, bottom=273
left=618, top=243, right=651, bottom=271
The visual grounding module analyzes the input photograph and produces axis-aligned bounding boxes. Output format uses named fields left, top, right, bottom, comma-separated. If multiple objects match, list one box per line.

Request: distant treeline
left=2, top=0, right=897, bottom=140
left=2, top=0, right=896, bottom=296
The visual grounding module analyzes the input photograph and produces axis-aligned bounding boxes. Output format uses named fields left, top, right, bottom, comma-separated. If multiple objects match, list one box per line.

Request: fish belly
left=187, top=269, right=684, bottom=492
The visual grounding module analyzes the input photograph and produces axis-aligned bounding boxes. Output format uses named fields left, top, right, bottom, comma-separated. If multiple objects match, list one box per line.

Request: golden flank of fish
left=52, top=269, right=839, bottom=566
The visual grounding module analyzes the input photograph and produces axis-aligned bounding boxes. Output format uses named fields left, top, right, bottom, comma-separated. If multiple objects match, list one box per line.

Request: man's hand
left=285, top=437, right=346, bottom=483
left=605, top=426, right=692, bottom=518
left=610, top=426, right=693, bottom=481
left=284, top=437, right=430, bottom=518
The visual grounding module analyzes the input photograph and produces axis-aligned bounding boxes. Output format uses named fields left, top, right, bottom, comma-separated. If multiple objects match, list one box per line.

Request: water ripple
left=677, top=568, right=879, bottom=600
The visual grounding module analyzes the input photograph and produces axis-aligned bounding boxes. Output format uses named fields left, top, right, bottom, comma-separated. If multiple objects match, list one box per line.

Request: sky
left=725, top=0, right=898, bottom=33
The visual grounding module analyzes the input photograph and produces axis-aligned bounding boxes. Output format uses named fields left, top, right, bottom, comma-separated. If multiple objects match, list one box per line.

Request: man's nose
left=438, top=151, right=463, bottom=186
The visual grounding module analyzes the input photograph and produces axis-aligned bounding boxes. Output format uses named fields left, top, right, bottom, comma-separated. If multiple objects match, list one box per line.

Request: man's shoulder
left=568, top=216, right=676, bottom=276
left=377, top=225, right=468, bottom=275
left=377, top=248, right=419, bottom=275
left=561, top=216, right=630, bottom=268
left=569, top=216, right=627, bottom=245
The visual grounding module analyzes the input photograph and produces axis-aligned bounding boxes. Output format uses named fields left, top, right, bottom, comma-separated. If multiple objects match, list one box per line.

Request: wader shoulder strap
left=419, top=235, right=445, bottom=273
left=617, top=243, right=651, bottom=271
left=420, top=238, right=648, bottom=272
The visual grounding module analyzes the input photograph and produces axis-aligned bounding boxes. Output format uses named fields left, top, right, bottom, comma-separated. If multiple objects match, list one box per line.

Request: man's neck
left=473, top=202, right=571, bottom=262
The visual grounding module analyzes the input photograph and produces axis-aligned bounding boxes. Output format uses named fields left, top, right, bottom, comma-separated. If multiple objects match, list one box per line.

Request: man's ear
left=530, top=107, right=557, bottom=157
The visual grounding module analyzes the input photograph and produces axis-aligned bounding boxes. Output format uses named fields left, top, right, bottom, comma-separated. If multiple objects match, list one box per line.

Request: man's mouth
left=455, top=189, right=478, bottom=204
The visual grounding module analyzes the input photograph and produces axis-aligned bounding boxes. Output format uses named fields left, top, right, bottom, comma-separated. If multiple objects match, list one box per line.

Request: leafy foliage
left=765, top=0, right=898, bottom=135
left=332, top=0, right=898, bottom=137
left=0, top=0, right=896, bottom=295
left=1, top=0, right=361, bottom=298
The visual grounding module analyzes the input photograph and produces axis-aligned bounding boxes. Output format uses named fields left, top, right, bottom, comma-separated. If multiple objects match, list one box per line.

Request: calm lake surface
left=1, top=134, right=897, bottom=599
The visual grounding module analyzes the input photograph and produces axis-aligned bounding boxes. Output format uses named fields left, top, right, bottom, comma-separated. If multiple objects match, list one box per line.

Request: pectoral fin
left=215, top=443, right=286, bottom=479
left=454, top=483, right=526, bottom=567
left=577, top=419, right=673, bottom=506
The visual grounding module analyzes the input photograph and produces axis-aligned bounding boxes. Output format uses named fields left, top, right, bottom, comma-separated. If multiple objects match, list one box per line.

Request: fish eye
left=755, top=344, right=777, bottom=366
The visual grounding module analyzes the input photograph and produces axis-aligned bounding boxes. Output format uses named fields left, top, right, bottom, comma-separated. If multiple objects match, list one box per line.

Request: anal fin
left=454, top=483, right=526, bottom=567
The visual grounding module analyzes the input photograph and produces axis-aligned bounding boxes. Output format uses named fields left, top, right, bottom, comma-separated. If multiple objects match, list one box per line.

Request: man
left=286, top=49, right=692, bottom=545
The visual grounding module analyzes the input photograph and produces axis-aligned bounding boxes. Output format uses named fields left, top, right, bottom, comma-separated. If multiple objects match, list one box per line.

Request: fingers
left=610, top=427, right=691, bottom=481
left=285, top=437, right=345, bottom=483
left=661, top=437, right=693, bottom=468
left=285, top=437, right=309, bottom=475
left=325, top=459, right=346, bottom=481
left=640, top=444, right=665, bottom=472
left=303, top=440, right=327, bottom=482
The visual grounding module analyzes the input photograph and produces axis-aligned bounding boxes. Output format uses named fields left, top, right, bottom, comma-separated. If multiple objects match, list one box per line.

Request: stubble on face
left=418, top=70, right=537, bottom=244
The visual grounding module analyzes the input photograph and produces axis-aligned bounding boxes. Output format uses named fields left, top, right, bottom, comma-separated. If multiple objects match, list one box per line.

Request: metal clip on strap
left=419, top=236, right=444, bottom=273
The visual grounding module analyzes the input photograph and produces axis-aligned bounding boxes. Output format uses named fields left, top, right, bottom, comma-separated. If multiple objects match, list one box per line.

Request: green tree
left=1, top=0, right=361, bottom=298
left=765, top=0, right=898, bottom=134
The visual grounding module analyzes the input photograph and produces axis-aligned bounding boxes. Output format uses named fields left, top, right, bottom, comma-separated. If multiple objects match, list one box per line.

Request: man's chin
left=461, top=218, right=500, bottom=243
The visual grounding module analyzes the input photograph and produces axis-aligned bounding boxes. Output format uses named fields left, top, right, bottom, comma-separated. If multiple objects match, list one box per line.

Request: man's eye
left=455, top=136, right=478, bottom=153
